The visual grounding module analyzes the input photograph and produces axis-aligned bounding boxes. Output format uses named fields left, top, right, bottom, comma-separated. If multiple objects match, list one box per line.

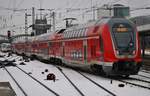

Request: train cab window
left=111, top=22, right=135, bottom=52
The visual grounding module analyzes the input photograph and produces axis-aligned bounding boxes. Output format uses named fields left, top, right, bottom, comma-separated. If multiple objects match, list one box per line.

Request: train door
left=83, top=40, right=87, bottom=64
left=99, top=35, right=104, bottom=62
left=62, top=42, right=65, bottom=57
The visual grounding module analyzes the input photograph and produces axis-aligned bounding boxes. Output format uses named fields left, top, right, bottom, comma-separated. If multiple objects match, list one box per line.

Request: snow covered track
left=1, top=53, right=150, bottom=96
left=138, top=74, right=150, bottom=79
left=4, top=67, right=27, bottom=96
left=141, top=70, right=150, bottom=74
left=55, top=65, right=116, bottom=96
left=52, top=65, right=114, bottom=96
left=117, top=78, right=150, bottom=90
left=77, top=71, right=116, bottom=96
left=4, top=66, right=59, bottom=96
left=16, top=66, right=59, bottom=96
left=56, top=66, right=84, bottom=96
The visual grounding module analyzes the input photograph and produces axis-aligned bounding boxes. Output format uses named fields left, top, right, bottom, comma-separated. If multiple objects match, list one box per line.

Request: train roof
left=65, top=17, right=111, bottom=31
left=13, top=17, right=131, bottom=43
left=33, top=32, right=55, bottom=41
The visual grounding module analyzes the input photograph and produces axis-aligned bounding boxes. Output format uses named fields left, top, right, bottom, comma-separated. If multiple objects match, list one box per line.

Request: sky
left=0, top=0, right=150, bottom=35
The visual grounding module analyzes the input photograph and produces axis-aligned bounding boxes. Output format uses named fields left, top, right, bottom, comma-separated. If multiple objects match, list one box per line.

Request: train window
left=112, top=23, right=135, bottom=51
left=69, top=31, right=72, bottom=38
left=68, top=31, right=71, bottom=38
left=72, top=30, right=75, bottom=38
left=73, top=30, right=76, bottom=38
left=71, top=30, right=75, bottom=37
left=84, top=28, right=87, bottom=36
left=77, top=29, right=80, bottom=37
left=81, top=28, right=85, bottom=37
left=80, top=29, right=83, bottom=37
left=67, top=31, right=69, bottom=38
left=66, top=31, right=69, bottom=38
left=63, top=32, right=66, bottom=38
left=49, top=42, right=52, bottom=47
left=64, top=31, right=68, bottom=38
left=74, top=30, right=78, bottom=37
left=72, top=31, right=74, bottom=38
left=82, top=28, right=86, bottom=36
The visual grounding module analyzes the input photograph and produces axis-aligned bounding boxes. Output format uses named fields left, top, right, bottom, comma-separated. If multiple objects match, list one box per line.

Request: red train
left=12, top=17, right=142, bottom=76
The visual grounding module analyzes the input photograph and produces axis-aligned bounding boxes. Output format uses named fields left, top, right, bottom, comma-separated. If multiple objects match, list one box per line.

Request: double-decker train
left=12, top=17, right=142, bottom=76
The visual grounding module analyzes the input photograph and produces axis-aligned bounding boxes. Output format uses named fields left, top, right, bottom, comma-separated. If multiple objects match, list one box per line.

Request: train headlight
left=116, top=50, right=119, bottom=55
left=132, top=50, right=135, bottom=54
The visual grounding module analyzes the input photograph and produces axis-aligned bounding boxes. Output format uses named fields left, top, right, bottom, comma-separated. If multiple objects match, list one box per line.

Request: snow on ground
left=82, top=72, right=150, bottom=96
left=16, top=60, right=82, bottom=96
left=0, top=53, right=150, bottom=96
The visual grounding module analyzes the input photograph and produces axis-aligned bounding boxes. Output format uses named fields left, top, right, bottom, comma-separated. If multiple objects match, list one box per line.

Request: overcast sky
left=0, top=0, right=150, bottom=35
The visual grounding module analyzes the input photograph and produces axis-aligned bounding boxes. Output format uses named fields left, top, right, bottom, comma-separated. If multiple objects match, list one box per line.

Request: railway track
left=16, top=66, right=59, bottom=96
left=58, top=66, right=150, bottom=96
left=140, top=70, right=150, bottom=74
left=142, top=58, right=150, bottom=71
left=77, top=71, right=116, bottom=96
left=116, top=77, right=150, bottom=90
left=23, top=58, right=150, bottom=96
left=4, top=67, right=27, bottom=96
left=1, top=54, right=150, bottom=96
left=130, top=74, right=150, bottom=82
left=138, top=74, right=150, bottom=79
left=54, top=65, right=116, bottom=96
left=3, top=64, right=59, bottom=96
left=56, top=66, right=85, bottom=96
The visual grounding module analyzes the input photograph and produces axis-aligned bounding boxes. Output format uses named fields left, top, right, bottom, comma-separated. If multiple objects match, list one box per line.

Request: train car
left=0, top=43, right=11, bottom=52
left=12, top=17, right=142, bottom=76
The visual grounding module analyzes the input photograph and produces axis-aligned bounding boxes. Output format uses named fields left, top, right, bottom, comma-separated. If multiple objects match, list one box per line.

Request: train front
left=101, top=17, right=142, bottom=76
